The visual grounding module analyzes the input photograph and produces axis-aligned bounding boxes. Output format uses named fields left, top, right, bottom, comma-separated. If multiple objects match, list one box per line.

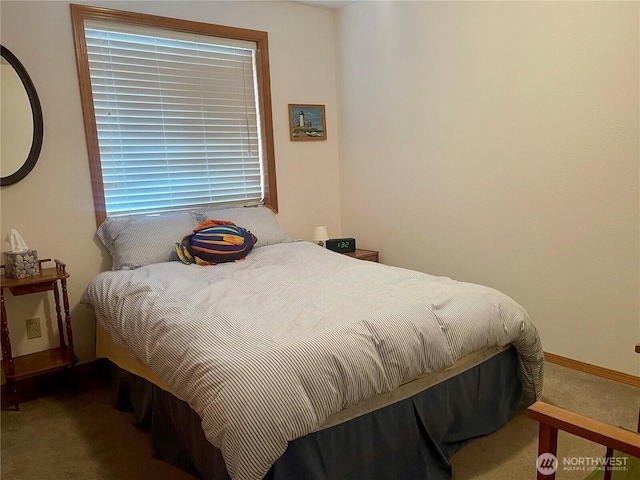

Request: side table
left=1, top=258, right=78, bottom=410
left=343, top=248, right=379, bottom=263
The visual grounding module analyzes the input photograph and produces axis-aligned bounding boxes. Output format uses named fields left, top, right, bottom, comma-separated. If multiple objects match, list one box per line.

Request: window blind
left=84, top=20, right=264, bottom=217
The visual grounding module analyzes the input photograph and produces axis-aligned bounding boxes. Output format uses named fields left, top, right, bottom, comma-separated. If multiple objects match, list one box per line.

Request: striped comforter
left=82, top=241, right=544, bottom=480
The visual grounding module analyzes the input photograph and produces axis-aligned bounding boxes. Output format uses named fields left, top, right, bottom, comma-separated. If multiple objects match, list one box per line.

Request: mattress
left=96, top=321, right=510, bottom=430
left=83, top=241, right=544, bottom=480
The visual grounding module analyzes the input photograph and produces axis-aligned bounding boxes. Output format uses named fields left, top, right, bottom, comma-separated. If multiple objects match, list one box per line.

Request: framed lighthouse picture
left=288, top=104, right=326, bottom=141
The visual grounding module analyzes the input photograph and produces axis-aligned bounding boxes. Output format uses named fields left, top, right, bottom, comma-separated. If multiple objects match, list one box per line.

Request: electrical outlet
left=26, top=317, right=42, bottom=339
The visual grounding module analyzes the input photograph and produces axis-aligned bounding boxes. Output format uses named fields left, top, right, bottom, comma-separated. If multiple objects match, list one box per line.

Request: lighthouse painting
left=288, top=104, right=326, bottom=141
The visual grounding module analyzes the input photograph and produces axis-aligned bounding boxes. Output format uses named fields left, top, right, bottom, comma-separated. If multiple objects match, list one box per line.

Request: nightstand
left=0, top=259, right=78, bottom=410
left=343, top=248, right=379, bottom=263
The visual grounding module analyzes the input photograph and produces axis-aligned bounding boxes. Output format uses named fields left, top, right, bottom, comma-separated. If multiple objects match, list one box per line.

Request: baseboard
left=544, top=352, right=640, bottom=388
left=4, top=354, right=636, bottom=405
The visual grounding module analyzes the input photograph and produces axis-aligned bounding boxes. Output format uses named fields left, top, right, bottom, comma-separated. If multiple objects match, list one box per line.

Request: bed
left=81, top=206, right=544, bottom=480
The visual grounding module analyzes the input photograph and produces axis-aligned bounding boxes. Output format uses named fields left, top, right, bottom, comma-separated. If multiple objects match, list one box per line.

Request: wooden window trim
left=70, top=3, right=278, bottom=226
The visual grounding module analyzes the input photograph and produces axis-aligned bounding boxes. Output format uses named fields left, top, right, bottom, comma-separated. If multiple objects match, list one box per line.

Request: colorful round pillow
left=176, top=220, right=257, bottom=265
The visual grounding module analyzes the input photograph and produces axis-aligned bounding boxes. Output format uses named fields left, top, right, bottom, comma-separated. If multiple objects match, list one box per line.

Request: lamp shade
left=313, top=225, right=329, bottom=243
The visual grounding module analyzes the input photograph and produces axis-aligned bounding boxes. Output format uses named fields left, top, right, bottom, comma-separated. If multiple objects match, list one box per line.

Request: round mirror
left=1, top=45, right=43, bottom=186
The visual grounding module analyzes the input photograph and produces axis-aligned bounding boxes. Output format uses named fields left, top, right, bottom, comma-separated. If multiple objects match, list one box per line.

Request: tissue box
left=3, top=250, right=39, bottom=279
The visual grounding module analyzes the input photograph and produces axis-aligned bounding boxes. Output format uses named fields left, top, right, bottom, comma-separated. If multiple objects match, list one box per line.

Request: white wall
left=336, top=1, right=639, bottom=375
left=0, top=1, right=342, bottom=366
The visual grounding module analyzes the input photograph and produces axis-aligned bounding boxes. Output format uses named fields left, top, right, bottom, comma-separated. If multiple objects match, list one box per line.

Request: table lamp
left=313, top=225, right=329, bottom=247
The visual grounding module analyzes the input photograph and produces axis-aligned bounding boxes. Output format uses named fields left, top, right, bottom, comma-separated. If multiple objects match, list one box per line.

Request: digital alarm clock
left=326, top=238, right=356, bottom=253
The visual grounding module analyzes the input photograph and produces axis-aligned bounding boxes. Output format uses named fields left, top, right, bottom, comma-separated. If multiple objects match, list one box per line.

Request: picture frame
left=288, top=104, right=326, bottom=141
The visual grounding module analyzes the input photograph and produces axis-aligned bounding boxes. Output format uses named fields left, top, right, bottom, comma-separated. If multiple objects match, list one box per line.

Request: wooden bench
left=527, top=344, right=640, bottom=479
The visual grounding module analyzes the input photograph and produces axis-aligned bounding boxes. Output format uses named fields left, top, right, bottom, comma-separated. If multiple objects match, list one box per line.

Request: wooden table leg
left=1, top=287, right=15, bottom=377
left=6, top=378, right=19, bottom=411
left=60, top=278, right=77, bottom=394
left=52, top=281, right=65, bottom=348
left=636, top=344, right=639, bottom=433
left=61, top=278, right=74, bottom=359
left=70, top=364, right=78, bottom=394
left=1, top=287, right=19, bottom=410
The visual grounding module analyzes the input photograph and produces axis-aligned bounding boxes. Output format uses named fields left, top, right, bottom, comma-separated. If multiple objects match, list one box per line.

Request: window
left=71, top=4, right=277, bottom=225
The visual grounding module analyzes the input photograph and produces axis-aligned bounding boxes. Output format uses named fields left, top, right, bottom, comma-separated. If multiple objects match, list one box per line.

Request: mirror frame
left=1, top=45, right=44, bottom=186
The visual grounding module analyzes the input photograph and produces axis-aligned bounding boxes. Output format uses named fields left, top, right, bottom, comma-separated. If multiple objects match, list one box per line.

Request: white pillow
left=192, top=205, right=292, bottom=248
left=97, top=211, right=200, bottom=270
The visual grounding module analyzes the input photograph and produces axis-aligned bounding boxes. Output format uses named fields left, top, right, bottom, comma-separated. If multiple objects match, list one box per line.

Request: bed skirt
left=110, top=345, right=523, bottom=480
